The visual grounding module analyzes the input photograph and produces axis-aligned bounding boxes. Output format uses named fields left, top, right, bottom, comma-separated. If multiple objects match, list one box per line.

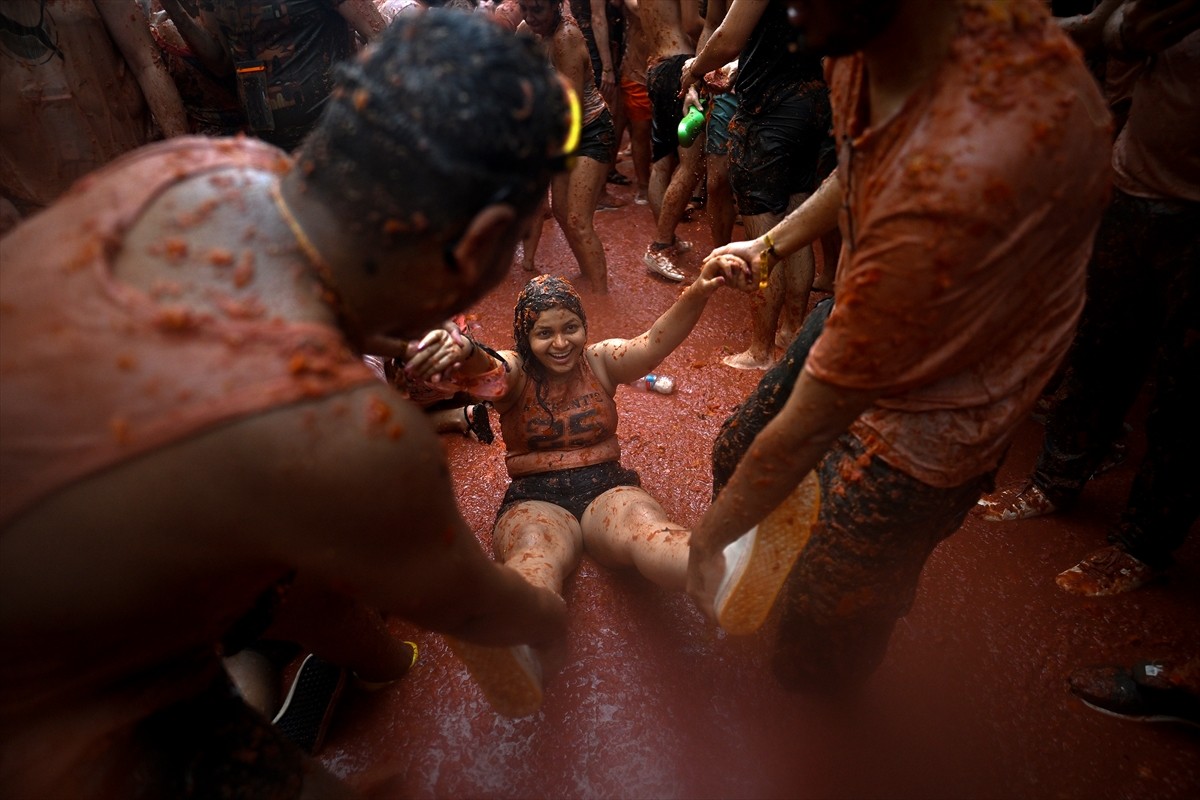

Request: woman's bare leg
left=493, top=500, right=584, bottom=596
left=551, top=155, right=609, bottom=292
left=581, top=486, right=689, bottom=591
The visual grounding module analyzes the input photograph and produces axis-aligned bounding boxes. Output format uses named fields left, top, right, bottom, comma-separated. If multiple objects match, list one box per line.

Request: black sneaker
left=272, top=653, right=346, bottom=753
left=1069, top=662, right=1200, bottom=728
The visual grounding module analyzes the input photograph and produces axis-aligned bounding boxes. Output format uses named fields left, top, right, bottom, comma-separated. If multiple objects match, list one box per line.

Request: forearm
left=100, top=1, right=189, bottom=137
left=590, top=2, right=613, bottom=75
left=158, top=0, right=230, bottom=75
left=768, top=174, right=842, bottom=262
left=1059, top=0, right=1124, bottom=56
left=692, top=372, right=873, bottom=554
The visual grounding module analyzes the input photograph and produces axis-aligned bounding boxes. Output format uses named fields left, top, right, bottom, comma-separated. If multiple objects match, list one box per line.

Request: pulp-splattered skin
left=692, top=0, right=1112, bottom=692
left=426, top=266, right=745, bottom=670
left=0, top=0, right=188, bottom=227
left=519, top=0, right=612, bottom=292
left=0, top=13, right=570, bottom=797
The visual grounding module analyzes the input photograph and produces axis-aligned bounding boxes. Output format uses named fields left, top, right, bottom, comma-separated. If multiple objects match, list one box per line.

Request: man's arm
left=337, top=0, right=388, bottom=42
left=96, top=0, right=189, bottom=137
left=705, top=173, right=842, bottom=278
left=687, top=371, right=876, bottom=615
left=158, top=0, right=231, bottom=76
left=251, top=387, right=568, bottom=648
left=680, top=0, right=764, bottom=93
left=588, top=0, right=616, bottom=100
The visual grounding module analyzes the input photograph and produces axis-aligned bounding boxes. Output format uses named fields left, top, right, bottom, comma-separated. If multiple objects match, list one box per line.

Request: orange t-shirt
left=500, top=356, right=620, bottom=478
left=0, top=137, right=376, bottom=527
left=806, top=0, right=1112, bottom=488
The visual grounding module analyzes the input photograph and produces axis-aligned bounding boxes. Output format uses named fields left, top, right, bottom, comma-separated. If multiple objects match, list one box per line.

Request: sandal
left=607, top=170, right=631, bottom=186
left=464, top=403, right=494, bottom=445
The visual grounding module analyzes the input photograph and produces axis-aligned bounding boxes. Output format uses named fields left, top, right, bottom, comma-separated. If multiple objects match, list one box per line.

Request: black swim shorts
left=498, top=461, right=642, bottom=522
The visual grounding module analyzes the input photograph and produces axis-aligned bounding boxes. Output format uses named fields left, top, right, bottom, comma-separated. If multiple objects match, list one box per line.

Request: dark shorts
left=498, top=461, right=641, bottom=522
left=576, top=108, right=617, bottom=165
left=647, top=54, right=689, bottom=162
left=728, top=86, right=833, bottom=216
left=712, top=299, right=994, bottom=694
left=705, top=92, right=738, bottom=157
left=133, top=675, right=307, bottom=799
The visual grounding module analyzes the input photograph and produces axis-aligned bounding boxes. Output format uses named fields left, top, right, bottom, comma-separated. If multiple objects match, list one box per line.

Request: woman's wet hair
left=297, top=9, right=568, bottom=257
left=513, top=275, right=587, bottom=412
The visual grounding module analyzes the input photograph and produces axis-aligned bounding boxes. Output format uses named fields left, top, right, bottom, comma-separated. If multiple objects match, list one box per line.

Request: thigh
left=580, top=485, right=672, bottom=563
left=494, top=499, right=584, bottom=564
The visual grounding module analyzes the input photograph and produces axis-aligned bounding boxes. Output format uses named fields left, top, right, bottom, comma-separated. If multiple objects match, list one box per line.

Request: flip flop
left=464, top=403, right=494, bottom=444
left=716, top=471, right=821, bottom=635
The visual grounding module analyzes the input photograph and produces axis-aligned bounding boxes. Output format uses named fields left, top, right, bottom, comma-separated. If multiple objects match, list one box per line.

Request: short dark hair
left=297, top=10, right=568, bottom=253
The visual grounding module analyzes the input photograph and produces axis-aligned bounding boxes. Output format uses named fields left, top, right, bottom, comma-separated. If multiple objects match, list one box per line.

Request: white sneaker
left=644, top=246, right=685, bottom=281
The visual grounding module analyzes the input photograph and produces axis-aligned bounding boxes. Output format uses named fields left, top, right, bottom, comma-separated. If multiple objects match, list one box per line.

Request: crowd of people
left=1, top=0, right=1197, bottom=796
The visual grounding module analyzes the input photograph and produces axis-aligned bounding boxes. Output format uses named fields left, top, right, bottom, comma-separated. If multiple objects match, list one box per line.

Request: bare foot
left=775, top=329, right=798, bottom=349
left=521, top=259, right=536, bottom=272
left=976, top=482, right=1058, bottom=522
left=812, top=277, right=835, bottom=293
left=722, top=349, right=773, bottom=370
left=597, top=192, right=626, bottom=211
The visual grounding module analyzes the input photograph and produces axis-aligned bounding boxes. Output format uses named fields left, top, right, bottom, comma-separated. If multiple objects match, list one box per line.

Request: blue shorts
left=705, top=92, right=738, bottom=157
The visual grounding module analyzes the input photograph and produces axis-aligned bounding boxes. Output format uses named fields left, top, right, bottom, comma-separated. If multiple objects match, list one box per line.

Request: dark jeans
left=1034, top=189, right=1200, bottom=568
left=712, top=298, right=992, bottom=693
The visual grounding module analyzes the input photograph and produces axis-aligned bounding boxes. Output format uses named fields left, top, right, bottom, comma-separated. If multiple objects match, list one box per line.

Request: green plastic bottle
left=677, top=100, right=705, bottom=148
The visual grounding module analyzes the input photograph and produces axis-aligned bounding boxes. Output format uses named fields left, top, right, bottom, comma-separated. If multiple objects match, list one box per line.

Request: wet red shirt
left=499, top=355, right=620, bottom=478
left=0, top=137, right=375, bottom=527
left=806, top=0, right=1112, bottom=488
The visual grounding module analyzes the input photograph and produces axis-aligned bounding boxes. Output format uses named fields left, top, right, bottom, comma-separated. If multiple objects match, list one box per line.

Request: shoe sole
left=1076, top=697, right=1200, bottom=728
left=716, top=471, right=821, bottom=635
left=445, top=638, right=543, bottom=718
left=272, top=654, right=346, bottom=753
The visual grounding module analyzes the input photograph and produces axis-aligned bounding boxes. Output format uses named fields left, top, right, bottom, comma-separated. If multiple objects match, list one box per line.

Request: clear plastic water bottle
left=632, top=373, right=675, bottom=394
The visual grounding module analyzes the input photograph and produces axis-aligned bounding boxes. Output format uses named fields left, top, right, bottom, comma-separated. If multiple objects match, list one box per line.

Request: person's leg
left=520, top=192, right=549, bottom=272
left=559, top=154, right=610, bottom=291
left=493, top=500, right=585, bottom=596
left=653, top=133, right=704, bottom=246
left=581, top=485, right=690, bottom=590
left=620, top=78, right=653, bottom=204
left=648, top=153, right=676, bottom=219
left=1032, top=191, right=1162, bottom=507
left=712, top=298, right=834, bottom=496
left=1108, top=206, right=1200, bottom=567
left=722, top=208, right=788, bottom=369
left=772, top=434, right=992, bottom=695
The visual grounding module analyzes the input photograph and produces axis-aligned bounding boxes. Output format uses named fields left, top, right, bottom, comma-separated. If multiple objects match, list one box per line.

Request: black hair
left=513, top=275, right=587, bottom=414
left=297, top=10, right=568, bottom=256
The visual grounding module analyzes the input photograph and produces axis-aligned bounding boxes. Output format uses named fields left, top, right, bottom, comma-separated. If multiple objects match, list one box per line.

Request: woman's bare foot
left=721, top=349, right=773, bottom=370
